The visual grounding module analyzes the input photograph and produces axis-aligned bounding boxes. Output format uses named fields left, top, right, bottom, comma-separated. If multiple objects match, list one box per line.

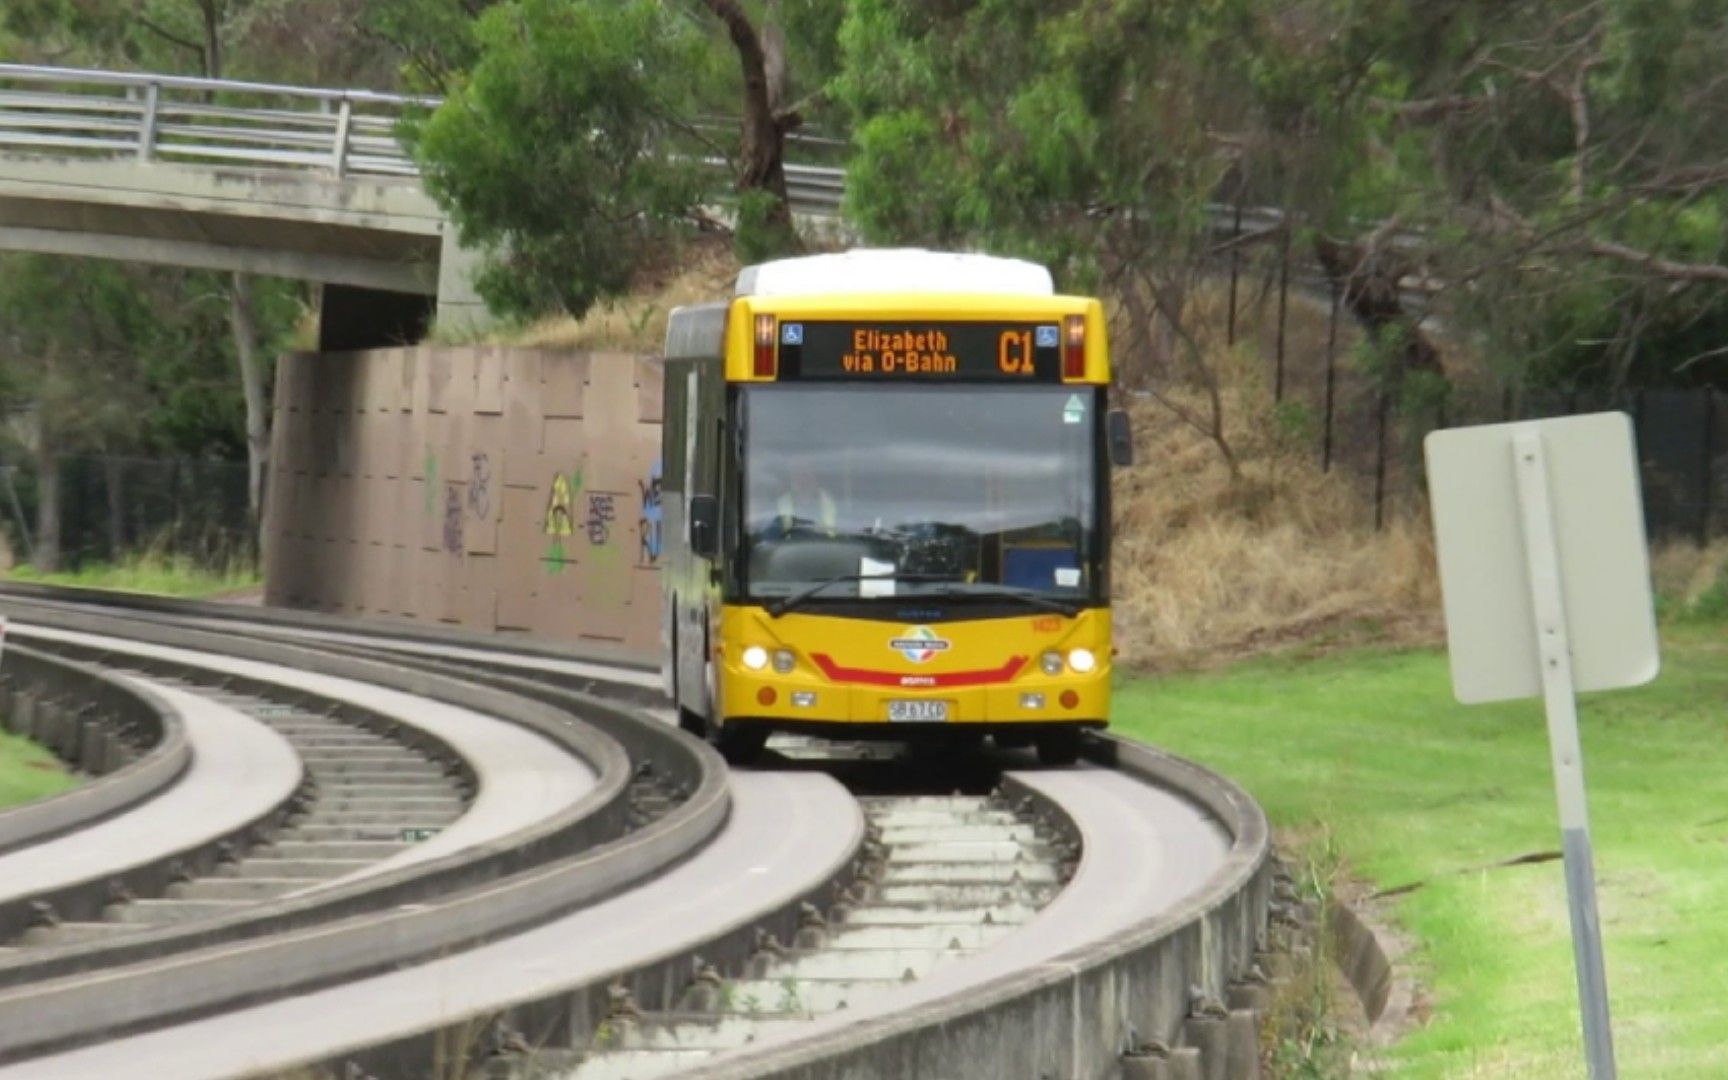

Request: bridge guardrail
left=0, top=63, right=848, bottom=209
left=0, top=63, right=428, bottom=179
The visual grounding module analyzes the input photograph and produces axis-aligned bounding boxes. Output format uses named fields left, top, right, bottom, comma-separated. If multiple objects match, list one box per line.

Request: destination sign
left=778, top=321, right=1063, bottom=381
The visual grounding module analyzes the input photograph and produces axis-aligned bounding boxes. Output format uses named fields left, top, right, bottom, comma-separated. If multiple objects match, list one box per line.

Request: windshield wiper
left=764, top=572, right=950, bottom=618
left=931, top=582, right=1084, bottom=618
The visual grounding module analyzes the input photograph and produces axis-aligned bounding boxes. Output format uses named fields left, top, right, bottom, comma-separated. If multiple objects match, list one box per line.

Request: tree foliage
left=836, top=0, right=1728, bottom=397
left=405, top=0, right=849, bottom=316
left=834, top=0, right=1263, bottom=467
left=410, top=0, right=710, bottom=319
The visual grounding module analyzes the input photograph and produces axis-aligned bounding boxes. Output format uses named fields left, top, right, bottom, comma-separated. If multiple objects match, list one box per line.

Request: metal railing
left=0, top=62, right=847, bottom=208
left=0, top=63, right=430, bottom=179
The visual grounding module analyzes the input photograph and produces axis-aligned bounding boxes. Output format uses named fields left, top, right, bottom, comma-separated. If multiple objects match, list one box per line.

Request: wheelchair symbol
left=1035, top=325, right=1060, bottom=348
left=781, top=323, right=804, bottom=345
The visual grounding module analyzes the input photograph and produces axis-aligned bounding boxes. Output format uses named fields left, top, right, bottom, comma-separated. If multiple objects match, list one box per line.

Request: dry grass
left=1106, top=276, right=1443, bottom=669
left=1649, top=538, right=1728, bottom=614
left=491, top=235, right=741, bottom=352
left=1110, top=354, right=1442, bottom=670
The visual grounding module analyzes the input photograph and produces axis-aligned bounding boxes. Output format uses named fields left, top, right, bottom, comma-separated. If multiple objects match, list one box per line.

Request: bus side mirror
left=1107, top=409, right=1134, bottom=467
left=689, top=494, right=719, bottom=558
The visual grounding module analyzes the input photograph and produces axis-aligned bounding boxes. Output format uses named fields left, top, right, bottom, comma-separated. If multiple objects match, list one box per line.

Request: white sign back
left=1424, top=412, right=1659, bottom=704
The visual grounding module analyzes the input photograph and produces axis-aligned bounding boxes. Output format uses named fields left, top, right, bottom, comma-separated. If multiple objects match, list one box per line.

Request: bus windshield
left=739, top=384, right=1101, bottom=604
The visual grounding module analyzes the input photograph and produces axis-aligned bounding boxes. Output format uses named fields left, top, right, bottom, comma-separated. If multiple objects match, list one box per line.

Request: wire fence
left=1225, top=253, right=1727, bottom=544
left=0, top=455, right=253, bottom=571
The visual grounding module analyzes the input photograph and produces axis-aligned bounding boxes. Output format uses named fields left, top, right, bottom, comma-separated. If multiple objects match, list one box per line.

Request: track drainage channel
left=11, top=676, right=471, bottom=948
left=489, top=785, right=1074, bottom=1079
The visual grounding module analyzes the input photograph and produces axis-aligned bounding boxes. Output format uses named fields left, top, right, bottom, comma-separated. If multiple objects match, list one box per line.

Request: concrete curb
left=0, top=644, right=190, bottom=854
left=0, top=581, right=656, bottom=672
left=683, top=733, right=1272, bottom=1079
left=1329, top=895, right=1418, bottom=1045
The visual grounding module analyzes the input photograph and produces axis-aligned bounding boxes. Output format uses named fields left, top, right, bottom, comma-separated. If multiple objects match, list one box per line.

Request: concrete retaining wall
left=262, top=347, right=664, bottom=655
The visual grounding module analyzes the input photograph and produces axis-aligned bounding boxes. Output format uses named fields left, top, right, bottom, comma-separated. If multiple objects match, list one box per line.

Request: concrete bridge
left=0, top=64, right=489, bottom=347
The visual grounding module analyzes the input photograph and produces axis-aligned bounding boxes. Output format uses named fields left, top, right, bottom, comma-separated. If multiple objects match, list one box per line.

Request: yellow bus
left=661, top=250, right=1131, bottom=764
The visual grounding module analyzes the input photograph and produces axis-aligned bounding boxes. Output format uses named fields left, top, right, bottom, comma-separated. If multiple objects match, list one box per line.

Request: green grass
left=0, top=728, right=77, bottom=810
left=1114, top=622, right=1728, bottom=1078
left=6, top=555, right=259, bottom=599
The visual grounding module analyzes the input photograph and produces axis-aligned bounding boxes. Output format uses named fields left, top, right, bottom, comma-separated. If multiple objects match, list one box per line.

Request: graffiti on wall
left=637, top=458, right=663, bottom=566
left=468, top=453, right=492, bottom=519
left=442, top=485, right=464, bottom=553
left=542, top=467, right=581, bottom=573
left=584, top=493, right=617, bottom=546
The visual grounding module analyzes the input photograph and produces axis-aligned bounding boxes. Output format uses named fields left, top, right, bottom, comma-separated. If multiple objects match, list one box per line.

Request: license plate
left=888, top=699, right=949, bottom=722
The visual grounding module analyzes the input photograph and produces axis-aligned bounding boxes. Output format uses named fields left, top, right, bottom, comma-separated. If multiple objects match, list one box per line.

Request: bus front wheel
left=713, top=721, right=768, bottom=766
left=1035, top=729, right=1082, bottom=767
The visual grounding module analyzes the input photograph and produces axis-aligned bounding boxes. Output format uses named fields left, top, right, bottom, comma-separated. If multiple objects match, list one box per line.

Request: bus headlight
left=1040, top=651, right=1064, bottom=676
left=1068, top=648, right=1097, bottom=674
left=772, top=649, right=796, bottom=673
left=742, top=646, right=769, bottom=671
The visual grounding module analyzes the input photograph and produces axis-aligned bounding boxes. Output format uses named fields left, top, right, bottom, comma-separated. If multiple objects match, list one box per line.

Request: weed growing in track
left=0, top=728, right=77, bottom=809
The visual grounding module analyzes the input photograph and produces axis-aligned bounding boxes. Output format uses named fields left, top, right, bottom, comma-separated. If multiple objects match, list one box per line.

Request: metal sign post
left=1427, top=412, right=1660, bottom=1080
left=1512, top=432, right=1616, bottom=1078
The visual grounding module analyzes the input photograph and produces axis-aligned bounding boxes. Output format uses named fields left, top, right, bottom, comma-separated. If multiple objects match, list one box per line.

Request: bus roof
left=736, top=249, right=1054, bottom=298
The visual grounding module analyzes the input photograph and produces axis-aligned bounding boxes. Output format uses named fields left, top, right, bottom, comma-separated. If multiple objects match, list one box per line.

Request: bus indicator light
left=1063, top=316, right=1086, bottom=379
left=754, top=314, right=778, bottom=377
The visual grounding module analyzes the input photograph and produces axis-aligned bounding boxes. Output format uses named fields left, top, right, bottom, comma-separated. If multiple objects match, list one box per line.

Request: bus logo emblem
left=889, top=626, right=951, bottom=664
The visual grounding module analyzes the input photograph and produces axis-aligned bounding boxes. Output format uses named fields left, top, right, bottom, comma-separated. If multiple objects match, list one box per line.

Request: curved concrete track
left=713, top=763, right=1232, bottom=1058
left=0, top=587, right=1270, bottom=1079
left=12, top=624, right=598, bottom=878
left=0, top=770, right=860, bottom=1080
left=0, top=678, right=300, bottom=907
left=198, top=620, right=665, bottom=693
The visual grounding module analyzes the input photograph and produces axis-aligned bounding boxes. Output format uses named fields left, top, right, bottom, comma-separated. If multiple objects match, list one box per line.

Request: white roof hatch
left=736, top=249, right=1054, bottom=298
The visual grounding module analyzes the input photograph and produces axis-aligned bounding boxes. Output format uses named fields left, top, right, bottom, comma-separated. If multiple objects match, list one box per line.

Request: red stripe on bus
left=810, top=654, right=1027, bottom=688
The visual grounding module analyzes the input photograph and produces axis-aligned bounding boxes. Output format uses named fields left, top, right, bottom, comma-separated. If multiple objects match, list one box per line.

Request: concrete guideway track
left=0, top=596, right=736, bottom=1067
left=561, top=763, right=1232, bottom=1079
left=0, top=677, right=301, bottom=919
left=10, top=623, right=598, bottom=878
left=0, top=585, right=1271, bottom=1078
left=190, top=619, right=665, bottom=694
left=0, top=770, right=861, bottom=1080
left=558, top=788, right=1079, bottom=1079
left=0, top=645, right=192, bottom=858
left=696, top=741, right=1271, bottom=1080
left=5, top=669, right=474, bottom=948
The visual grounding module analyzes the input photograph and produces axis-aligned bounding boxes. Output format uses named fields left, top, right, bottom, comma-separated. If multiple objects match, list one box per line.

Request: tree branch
left=134, top=16, right=205, bottom=58
left=1575, top=234, right=1728, bottom=284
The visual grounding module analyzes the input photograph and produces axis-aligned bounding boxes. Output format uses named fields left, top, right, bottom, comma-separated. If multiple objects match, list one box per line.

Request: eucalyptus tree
left=835, top=0, right=1264, bottom=470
